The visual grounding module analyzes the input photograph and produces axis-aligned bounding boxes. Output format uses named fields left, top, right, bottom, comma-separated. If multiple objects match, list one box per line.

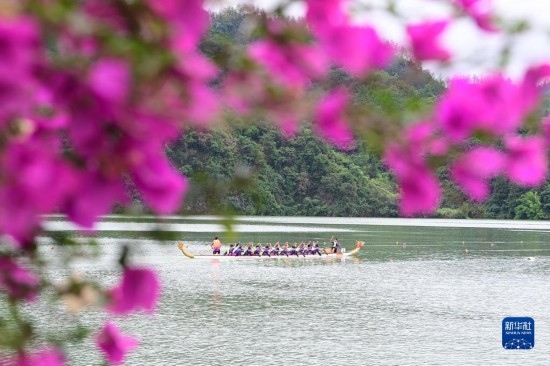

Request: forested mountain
left=164, top=7, right=550, bottom=220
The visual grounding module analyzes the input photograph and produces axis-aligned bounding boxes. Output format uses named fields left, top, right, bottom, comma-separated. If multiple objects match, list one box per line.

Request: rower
left=211, top=236, right=222, bottom=255
left=226, top=244, right=235, bottom=256
left=253, top=244, right=262, bottom=256
left=298, top=243, right=306, bottom=256
left=243, top=244, right=253, bottom=256
left=280, top=243, right=290, bottom=257
left=311, top=242, right=321, bottom=256
left=270, top=242, right=280, bottom=256
left=233, top=243, right=243, bottom=256
left=290, top=243, right=299, bottom=257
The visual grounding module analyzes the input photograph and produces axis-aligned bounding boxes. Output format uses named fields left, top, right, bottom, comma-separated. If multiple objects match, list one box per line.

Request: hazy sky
left=206, top=0, right=550, bottom=79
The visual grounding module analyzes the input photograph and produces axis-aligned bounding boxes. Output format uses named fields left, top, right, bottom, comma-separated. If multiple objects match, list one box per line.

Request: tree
left=514, top=192, right=545, bottom=220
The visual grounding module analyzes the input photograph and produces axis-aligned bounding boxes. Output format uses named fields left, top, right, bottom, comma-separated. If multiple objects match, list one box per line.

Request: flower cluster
left=385, top=66, right=550, bottom=215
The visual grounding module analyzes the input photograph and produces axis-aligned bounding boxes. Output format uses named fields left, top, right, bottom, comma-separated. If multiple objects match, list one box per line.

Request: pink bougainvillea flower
left=520, top=63, right=550, bottom=114
left=455, top=0, right=497, bottom=32
left=108, top=267, right=159, bottom=314
left=0, top=257, right=39, bottom=302
left=131, top=153, right=188, bottom=215
left=65, top=171, right=127, bottom=229
left=0, top=17, right=42, bottom=125
left=504, top=136, right=547, bottom=186
left=406, top=20, right=451, bottom=62
left=2, top=347, right=65, bottom=366
left=180, top=80, right=220, bottom=126
left=305, top=0, right=348, bottom=30
left=306, top=1, right=393, bottom=76
left=147, top=0, right=220, bottom=126
left=474, top=74, right=524, bottom=134
left=147, top=0, right=208, bottom=53
left=88, top=59, right=131, bottom=104
left=0, top=138, right=77, bottom=244
left=435, top=75, right=530, bottom=142
left=434, top=78, right=479, bottom=142
left=95, top=322, right=138, bottom=365
left=318, top=25, right=394, bottom=77
left=384, top=143, right=441, bottom=216
left=404, top=121, right=449, bottom=156
left=0, top=16, right=40, bottom=80
left=315, top=88, right=354, bottom=148
left=399, top=166, right=441, bottom=216
left=451, top=147, right=505, bottom=201
left=249, top=39, right=327, bottom=89
left=84, top=0, right=127, bottom=33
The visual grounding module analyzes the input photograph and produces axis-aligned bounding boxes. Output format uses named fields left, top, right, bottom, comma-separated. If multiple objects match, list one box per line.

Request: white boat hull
left=177, top=241, right=364, bottom=259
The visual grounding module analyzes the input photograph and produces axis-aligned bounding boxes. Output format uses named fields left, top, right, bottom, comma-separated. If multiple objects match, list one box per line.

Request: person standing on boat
left=330, top=236, right=340, bottom=254
left=211, top=236, right=222, bottom=255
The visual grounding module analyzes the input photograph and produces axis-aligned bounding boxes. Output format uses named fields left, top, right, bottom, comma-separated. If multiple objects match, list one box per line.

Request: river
left=33, top=217, right=550, bottom=365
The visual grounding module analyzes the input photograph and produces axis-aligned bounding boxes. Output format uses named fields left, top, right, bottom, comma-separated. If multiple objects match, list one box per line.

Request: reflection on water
left=33, top=217, right=550, bottom=365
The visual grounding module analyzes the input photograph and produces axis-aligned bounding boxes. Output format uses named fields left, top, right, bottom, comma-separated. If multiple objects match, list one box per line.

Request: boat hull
left=177, top=241, right=364, bottom=259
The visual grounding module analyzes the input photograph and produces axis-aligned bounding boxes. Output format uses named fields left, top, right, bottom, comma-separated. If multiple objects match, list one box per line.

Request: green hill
left=163, top=7, right=550, bottom=220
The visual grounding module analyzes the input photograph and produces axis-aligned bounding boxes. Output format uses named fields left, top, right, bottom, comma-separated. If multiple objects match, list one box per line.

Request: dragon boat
left=177, top=241, right=364, bottom=259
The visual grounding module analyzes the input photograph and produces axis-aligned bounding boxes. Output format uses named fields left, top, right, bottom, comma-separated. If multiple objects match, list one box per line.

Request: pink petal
left=107, top=268, right=160, bottom=314
left=407, top=20, right=451, bottom=62
left=5, top=348, right=65, bottom=366
left=65, top=173, right=127, bottom=228
left=384, top=144, right=441, bottom=216
left=131, top=155, right=188, bottom=214
left=315, top=88, right=354, bottom=148
left=455, top=0, right=497, bottom=32
left=451, top=147, right=505, bottom=201
left=305, top=0, right=348, bottom=30
left=505, top=136, right=547, bottom=186
left=88, top=59, right=130, bottom=104
left=0, top=257, right=39, bottom=302
left=520, top=63, right=550, bottom=114
left=148, top=0, right=209, bottom=53
left=96, top=322, right=139, bottom=365
left=397, top=164, right=441, bottom=216
left=319, top=25, right=394, bottom=76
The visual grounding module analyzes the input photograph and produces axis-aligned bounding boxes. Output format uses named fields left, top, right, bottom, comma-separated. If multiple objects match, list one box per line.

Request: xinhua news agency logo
left=502, top=317, right=534, bottom=350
